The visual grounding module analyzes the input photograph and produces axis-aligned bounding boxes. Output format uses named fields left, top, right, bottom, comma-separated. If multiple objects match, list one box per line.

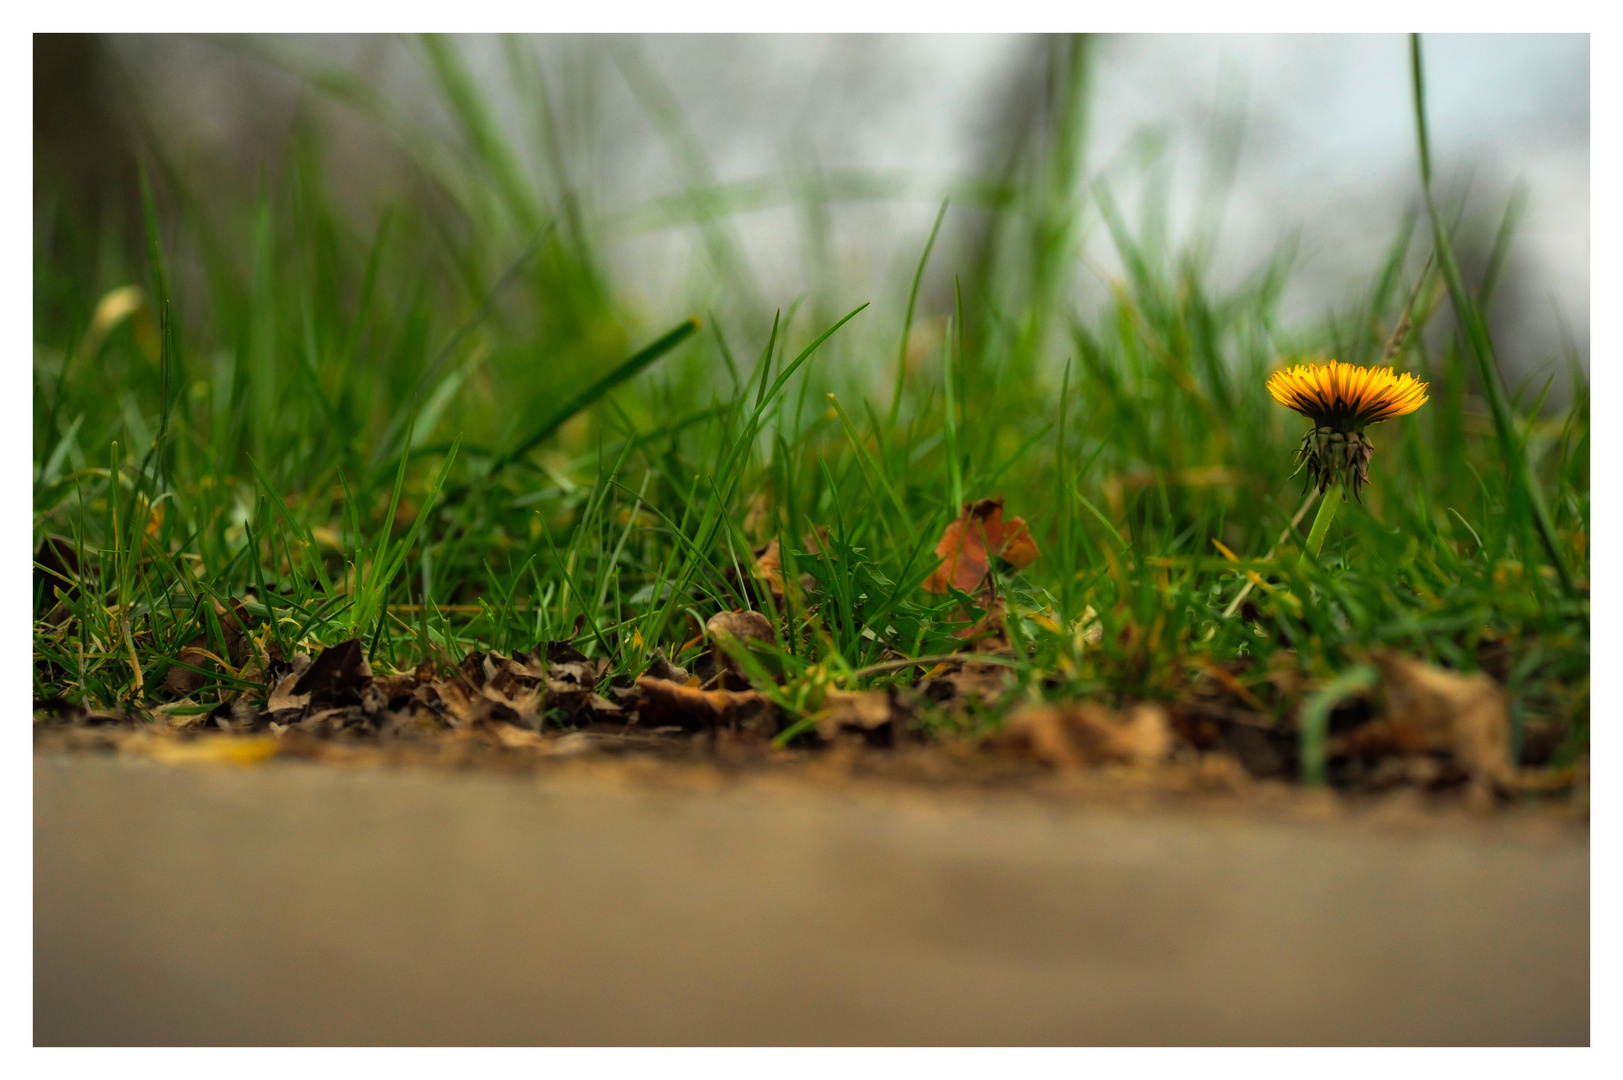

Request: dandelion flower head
left=1266, top=360, right=1429, bottom=432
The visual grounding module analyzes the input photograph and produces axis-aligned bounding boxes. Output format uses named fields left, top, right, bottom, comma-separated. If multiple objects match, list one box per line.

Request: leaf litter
left=34, top=498, right=1580, bottom=816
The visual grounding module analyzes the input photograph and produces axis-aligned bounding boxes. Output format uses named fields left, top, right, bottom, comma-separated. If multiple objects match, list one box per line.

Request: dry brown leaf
left=754, top=538, right=787, bottom=599
left=815, top=688, right=905, bottom=743
left=291, top=639, right=371, bottom=704
left=998, top=701, right=1172, bottom=769
left=487, top=722, right=546, bottom=750
left=161, top=598, right=256, bottom=695
left=1331, top=653, right=1516, bottom=794
left=918, top=662, right=1016, bottom=709
left=706, top=610, right=775, bottom=646
left=705, top=609, right=777, bottom=684
left=923, top=497, right=1040, bottom=594
left=429, top=679, right=479, bottom=725
left=632, top=676, right=778, bottom=733
left=266, top=670, right=311, bottom=713
left=752, top=537, right=821, bottom=604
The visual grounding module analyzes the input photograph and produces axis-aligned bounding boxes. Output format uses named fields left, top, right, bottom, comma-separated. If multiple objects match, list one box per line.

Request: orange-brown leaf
left=923, top=497, right=1041, bottom=594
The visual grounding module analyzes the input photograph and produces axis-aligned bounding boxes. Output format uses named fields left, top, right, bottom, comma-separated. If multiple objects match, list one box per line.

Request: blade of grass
left=888, top=197, right=949, bottom=429
left=1409, top=33, right=1572, bottom=595
left=481, top=317, right=700, bottom=483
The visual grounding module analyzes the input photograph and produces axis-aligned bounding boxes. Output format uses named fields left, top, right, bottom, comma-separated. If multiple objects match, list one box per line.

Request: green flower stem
left=1298, top=484, right=1345, bottom=570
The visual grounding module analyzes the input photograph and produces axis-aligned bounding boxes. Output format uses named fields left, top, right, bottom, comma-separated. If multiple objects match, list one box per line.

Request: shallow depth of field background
left=39, top=33, right=1589, bottom=394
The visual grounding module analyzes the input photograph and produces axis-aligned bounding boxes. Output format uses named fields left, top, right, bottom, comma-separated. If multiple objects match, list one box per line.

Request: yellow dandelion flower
left=1266, top=360, right=1429, bottom=430
left=1266, top=360, right=1429, bottom=499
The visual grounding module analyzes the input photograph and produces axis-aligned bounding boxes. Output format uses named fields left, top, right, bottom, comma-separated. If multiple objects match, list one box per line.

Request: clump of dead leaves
left=1018, top=648, right=1572, bottom=804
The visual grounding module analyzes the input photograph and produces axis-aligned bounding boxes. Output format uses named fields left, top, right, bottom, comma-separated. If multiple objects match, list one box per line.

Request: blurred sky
left=113, top=33, right=1590, bottom=379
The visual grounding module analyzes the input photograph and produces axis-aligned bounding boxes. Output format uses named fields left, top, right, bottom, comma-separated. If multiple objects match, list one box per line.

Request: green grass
left=33, top=35, right=1589, bottom=771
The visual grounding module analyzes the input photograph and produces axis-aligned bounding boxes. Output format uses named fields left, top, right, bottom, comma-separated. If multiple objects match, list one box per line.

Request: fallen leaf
left=754, top=538, right=787, bottom=599
left=642, top=652, right=689, bottom=683
left=139, top=734, right=280, bottom=766
left=918, top=661, right=1016, bottom=709
left=752, top=537, right=821, bottom=604
left=923, top=497, right=1040, bottom=594
left=161, top=598, right=256, bottom=695
left=266, top=671, right=311, bottom=713
left=488, top=722, right=546, bottom=750
left=706, top=609, right=775, bottom=647
left=631, top=676, right=778, bottom=733
left=704, top=609, right=777, bottom=685
left=997, top=701, right=1172, bottom=769
left=1331, top=652, right=1516, bottom=795
left=291, top=639, right=371, bottom=704
left=815, top=688, right=907, bottom=744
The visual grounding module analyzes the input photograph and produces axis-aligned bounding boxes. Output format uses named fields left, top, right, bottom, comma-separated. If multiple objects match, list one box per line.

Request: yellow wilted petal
left=142, top=735, right=280, bottom=766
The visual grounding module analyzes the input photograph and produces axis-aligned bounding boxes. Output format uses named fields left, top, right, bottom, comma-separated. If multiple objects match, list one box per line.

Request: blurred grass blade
left=1409, top=33, right=1573, bottom=594
left=418, top=34, right=542, bottom=233
left=758, top=303, right=869, bottom=411
left=889, top=197, right=949, bottom=429
left=1299, top=664, right=1378, bottom=787
left=489, top=317, right=701, bottom=478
